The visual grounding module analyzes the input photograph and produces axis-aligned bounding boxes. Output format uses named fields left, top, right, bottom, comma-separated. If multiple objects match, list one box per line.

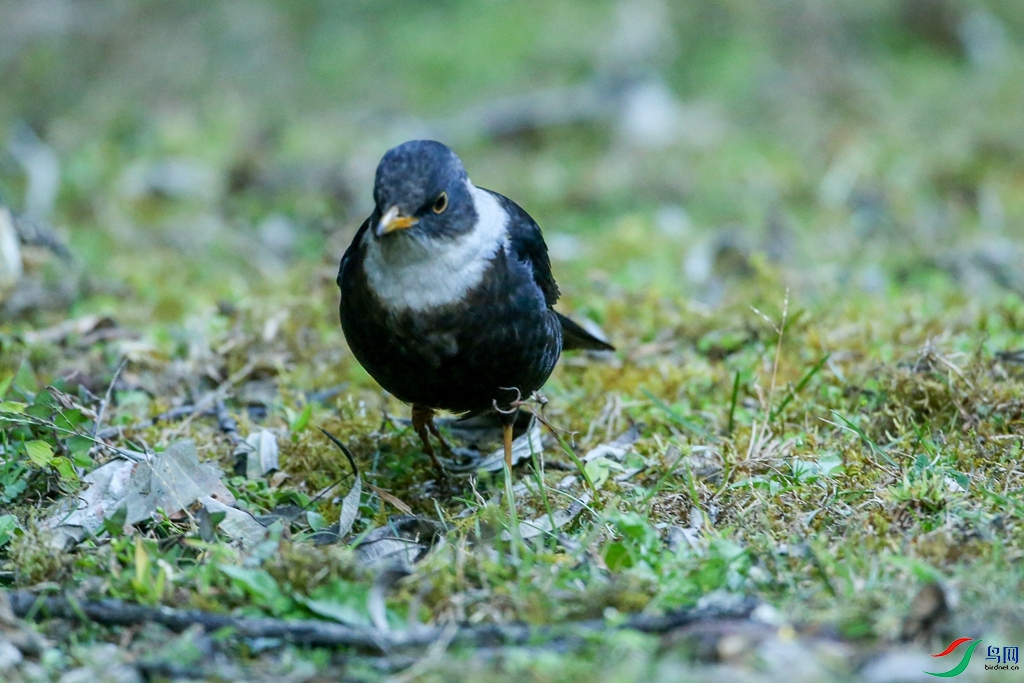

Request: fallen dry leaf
left=367, top=484, right=413, bottom=515
left=199, top=496, right=268, bottom=548
left=237, top=428, right=280, bottom=479
left=45, top=440, right=231, bottom=549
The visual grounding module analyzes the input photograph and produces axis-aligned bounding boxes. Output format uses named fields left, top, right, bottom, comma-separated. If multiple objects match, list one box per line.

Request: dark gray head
left=372, top=140, right=476, bottom=240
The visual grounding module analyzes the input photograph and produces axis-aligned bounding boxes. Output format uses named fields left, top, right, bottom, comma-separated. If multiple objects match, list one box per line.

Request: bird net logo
left=926, top=638, right=1020, bottom=677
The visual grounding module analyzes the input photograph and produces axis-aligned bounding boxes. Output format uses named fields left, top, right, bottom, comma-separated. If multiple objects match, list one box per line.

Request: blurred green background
left=1, top=0, right=1023, bottom=324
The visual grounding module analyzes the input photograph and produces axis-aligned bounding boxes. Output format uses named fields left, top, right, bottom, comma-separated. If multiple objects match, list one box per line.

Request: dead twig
left=91, top=357, right=127, bottom=443
left=7, top=590, right=758, bottom=653
left=94, top=404, right=217, bottom=440
left=215, top=399, right=241, bottom=444
left=167, top=359, right=259, bottom=438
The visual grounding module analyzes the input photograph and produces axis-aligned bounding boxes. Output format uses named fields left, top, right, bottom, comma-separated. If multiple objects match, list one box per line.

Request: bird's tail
left=558, top=312, right=615, bottom=352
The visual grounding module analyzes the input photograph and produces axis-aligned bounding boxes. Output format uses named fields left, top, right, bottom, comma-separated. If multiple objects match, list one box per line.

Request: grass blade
left=641, top=389, right=706, bottom=436
left=826, top=411, right=898, bottom=468
left=770, top=353, right=830, bottom=422
left=727, top=371, right=741, bottom=436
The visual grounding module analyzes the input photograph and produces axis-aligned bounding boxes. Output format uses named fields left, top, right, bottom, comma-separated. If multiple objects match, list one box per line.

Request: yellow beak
left=377, top=205, right=418, bottom=236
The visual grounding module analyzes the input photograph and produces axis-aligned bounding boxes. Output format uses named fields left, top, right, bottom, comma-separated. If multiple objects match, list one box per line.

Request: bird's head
left=371, top=140, right=476, bottom=241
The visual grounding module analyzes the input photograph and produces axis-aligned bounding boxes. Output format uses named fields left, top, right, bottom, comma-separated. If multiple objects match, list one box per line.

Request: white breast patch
left=362, top=181, right=509, bottom=312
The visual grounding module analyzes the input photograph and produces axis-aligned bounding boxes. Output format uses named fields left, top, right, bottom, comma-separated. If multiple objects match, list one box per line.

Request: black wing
left=484, top=189, right=560, bottom=308
left=558, top=312, right=615, bottom=351
left=484, top=189, right=615, bottom=352
left=337, top=212, right=377, bottom=290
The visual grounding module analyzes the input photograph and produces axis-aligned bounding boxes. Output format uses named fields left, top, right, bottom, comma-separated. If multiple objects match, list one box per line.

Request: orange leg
left=411, top=405, right=446, bottom=476
left=502, top=421, right=514, bottom=470
left=498, top=406, right=519, bottom=470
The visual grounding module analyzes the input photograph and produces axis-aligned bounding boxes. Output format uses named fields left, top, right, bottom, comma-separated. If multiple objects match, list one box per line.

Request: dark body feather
left=494, top=192, right=612, bottom=353
left=338, top=189, right=568, bottom=414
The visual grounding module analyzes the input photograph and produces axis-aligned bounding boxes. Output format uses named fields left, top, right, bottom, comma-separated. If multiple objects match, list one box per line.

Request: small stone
left=0, top=640, right=24, bottom=672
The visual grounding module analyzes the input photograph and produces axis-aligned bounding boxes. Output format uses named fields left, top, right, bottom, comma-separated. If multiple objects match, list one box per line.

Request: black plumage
left=337, top=140, right=612, bottom=472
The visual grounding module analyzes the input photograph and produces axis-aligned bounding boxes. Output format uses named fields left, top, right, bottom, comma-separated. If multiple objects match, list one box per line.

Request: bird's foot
left=501, top=418, right=515, bottom=471
left=425, top=418, right=458, bottom=459
left=493, top=387, right=542, bottom=470
left=411, top=405, right=450, bottom=479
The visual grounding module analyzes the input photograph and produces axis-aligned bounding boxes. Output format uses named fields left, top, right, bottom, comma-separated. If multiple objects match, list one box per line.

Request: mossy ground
left=2, top=2, right=1024, bottom=681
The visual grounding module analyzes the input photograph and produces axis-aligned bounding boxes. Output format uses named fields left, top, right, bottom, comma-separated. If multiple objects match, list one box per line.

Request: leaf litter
left=43, top=440, right=229, bottom=550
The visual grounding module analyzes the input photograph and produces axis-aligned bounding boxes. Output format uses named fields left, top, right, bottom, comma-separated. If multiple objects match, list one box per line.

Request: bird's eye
left=432, top=191, right=448, bottom=214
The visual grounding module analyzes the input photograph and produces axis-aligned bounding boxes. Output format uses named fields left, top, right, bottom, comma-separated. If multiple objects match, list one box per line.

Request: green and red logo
left=926, top=638, right=981, bottom=677
left=926, top=637, right=1020, bottom=676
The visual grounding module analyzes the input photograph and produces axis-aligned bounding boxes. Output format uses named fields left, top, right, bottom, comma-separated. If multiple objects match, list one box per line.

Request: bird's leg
left=499, top=407, right=519, bottom=470
left=493, top=387, right=526, bottom=470
left=425, top=418, right=457, bottom=458
left=411, top=405, right=446, bottom=476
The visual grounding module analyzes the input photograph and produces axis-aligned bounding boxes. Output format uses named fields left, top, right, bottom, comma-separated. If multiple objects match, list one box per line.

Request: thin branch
left=1, top=412, right=146, bottom=463
left=95, top=405, right=218, bottom=440
left=7, top=590, right=757, bottom=653
left=92, top=357, right=127, bottom=441
left=167, top=359, right=259, bottom=438
left=215, top=399, right=241, bottom=444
